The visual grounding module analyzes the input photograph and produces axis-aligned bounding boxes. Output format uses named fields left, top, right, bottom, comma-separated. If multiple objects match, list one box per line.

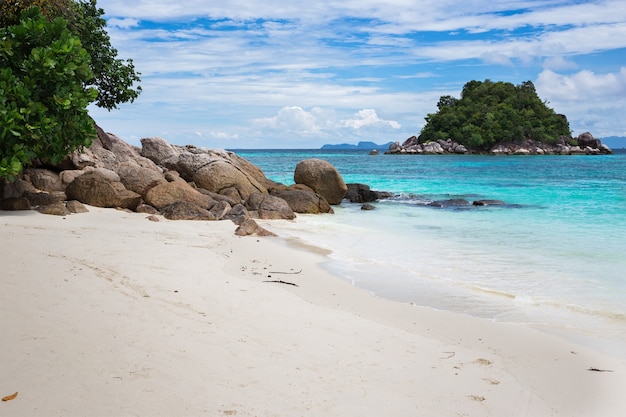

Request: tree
left=0, top=8, right=97, bottom=178
left=419, top=80, right=571, bottom=151
left=1, top=0, right=141, bottom=110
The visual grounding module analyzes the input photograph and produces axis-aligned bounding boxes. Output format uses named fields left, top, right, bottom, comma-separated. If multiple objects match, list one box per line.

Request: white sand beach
left=1, top=207, right=625, bottom=416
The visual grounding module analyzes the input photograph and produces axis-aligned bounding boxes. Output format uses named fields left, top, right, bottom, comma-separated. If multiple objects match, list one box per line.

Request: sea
left=233, top=148, right=626, bottom=356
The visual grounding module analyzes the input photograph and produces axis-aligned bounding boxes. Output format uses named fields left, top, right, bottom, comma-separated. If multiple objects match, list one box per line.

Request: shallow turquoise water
left=234, top=149, right=626, bottom=354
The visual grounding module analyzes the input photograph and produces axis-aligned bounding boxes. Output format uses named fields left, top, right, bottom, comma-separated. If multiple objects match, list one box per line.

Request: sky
left=89, top=0, right=626, bottom=149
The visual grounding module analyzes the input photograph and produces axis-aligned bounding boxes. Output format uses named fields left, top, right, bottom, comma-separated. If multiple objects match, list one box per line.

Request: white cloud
left=254, top=106, right=321, bottom=134
left=342, top=109, right=401, bottom=129
left=535, top=68, right=626, bottom=136
left=106, top=17, right=139, bottom=29
left=536, top=68, right=626, bottom=101
left=543, top=56, right=578, bottom=71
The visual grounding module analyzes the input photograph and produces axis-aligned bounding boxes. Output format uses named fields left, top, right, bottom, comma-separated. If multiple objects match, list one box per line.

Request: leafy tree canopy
left=1, top=0, right=141, bottom=110
left=0, top=7, right=97, bottom=178
left=419, top=80, right=571, bottom=151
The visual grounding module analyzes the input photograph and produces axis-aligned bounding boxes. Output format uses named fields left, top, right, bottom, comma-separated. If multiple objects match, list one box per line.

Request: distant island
left=601, top=136, right=626, bottom=149
left=321, top=141, right=394, bottom=150
left=387, top=79, right=611, bottom=155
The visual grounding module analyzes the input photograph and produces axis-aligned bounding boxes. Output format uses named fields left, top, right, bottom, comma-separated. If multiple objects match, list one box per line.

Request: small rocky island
left=385, top=79, right=612, bottom=155
left=385, top=131, right=612, bottom=155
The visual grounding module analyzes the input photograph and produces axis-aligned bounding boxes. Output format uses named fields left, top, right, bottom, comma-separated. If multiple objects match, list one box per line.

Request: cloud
left=543, top=56, right=578, bottom=71
left=535, top=67, right=626, bottom=136
left=535, top=68, right=626, bottom=101
left=106, top=17, right=139, bottom=29
left=342, top=109, right=401, bottom=129
left=253, top=106, right=321, bottom=135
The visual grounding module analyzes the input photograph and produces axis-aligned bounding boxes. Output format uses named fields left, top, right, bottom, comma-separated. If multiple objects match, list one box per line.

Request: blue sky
left=90, top=0, right=626, bottom=149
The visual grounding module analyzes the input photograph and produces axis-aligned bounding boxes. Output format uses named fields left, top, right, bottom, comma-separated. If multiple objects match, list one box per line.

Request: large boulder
left=270, top=188, right=333, bottom=214
left=144, top=181, right=214, bottom=210
left=193, top=160, right=263, bottom=203
left=161, top=201, right=217, bottom=221
left=140, top=138, right=270, bottom=202
left=246, top=192, right=295, bottom=220
left=293, top=159, right=347, bottom=205
left=67, top=125, right=160, bottom=172
left=22, top=168, right=64, bottom=192
left=65, top=168, right=141, bottom=210
left=116, top=161, right=167, bottom=197
left=576, top=132, right=601, bottom=149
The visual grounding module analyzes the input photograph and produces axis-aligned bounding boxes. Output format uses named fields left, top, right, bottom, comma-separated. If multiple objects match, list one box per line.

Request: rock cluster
left=385, top=132, right=612, bottom=155
left=0, top=127, right=350, bottom=235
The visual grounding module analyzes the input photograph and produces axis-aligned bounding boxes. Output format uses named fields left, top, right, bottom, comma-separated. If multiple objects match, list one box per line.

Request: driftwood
left=588, top=367, right=613, bottom=372
left=263, top=280, right=299, bottom=287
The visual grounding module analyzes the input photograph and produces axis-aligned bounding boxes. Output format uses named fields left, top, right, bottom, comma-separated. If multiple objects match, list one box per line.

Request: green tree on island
left=419, top=80, right=571, bottom=151
left=0, top=0, right=141, bottom=179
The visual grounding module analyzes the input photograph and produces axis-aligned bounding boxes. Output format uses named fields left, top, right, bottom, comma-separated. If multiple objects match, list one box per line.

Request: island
left=386, top=80, right=612, bottom=155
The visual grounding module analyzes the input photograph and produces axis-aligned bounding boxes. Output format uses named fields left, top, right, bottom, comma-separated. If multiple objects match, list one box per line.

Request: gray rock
left=293, top=158, right=347, bottom=205
left=246, top=192, right=296, bottom=220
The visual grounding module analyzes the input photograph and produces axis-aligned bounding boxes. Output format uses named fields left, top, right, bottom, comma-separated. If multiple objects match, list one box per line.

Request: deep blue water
left=232, top=148, right=626, bottom=354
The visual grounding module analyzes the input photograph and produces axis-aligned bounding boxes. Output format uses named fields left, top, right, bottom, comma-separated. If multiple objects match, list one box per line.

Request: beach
left=1, top=207, right=625, bottom=416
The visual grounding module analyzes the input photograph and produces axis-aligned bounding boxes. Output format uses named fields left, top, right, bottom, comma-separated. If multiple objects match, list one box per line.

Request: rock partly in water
left=270, top=188, right=333, bottom=214
left=294, top=158, right=347, bottom=205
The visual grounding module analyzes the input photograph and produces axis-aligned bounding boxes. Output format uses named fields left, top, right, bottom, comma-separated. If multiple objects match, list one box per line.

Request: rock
left=59, top=170, right=85, bottom=187
left=293, top=158, right=347, bottom=205
left=161, top=201, right=217, bottom=220
left=208, top=200, right=232, bottom=220
left=223, top=203, right=250, bottom=225
left=135, top=203, right=160, bottom=214
left=1, top=178, right=37, bottom=199
left=0, top=197, right=31, bottom=211
left=345, top=183, right=392, bottom=203
left=368, top=149, right=379, bottom=155
left=428, top=198, right=471, bottom=208
left=139, top=137, right=180, bottom=163
left=422, top=142, right=445, bottom=154
left=65, top=169, right=141, bottom=210
left=144, top=181, right=214, bottom=210
left=22, top=168, right=64, bottom=192
left=68, top=125, right=159, bottom=172
left=116, top=161, right=167, bottom=197
left=146, top=215, right=160, bottom=222
left=361, top=203, right=375, bottom=210
left=66, top=200, right=89, bottom=213
left=234, top=218, right=276, bottom=236
left=140, top=138, right=270, bottom=202
left=246, top=192, right=296, bottom=220
left=23, top=191, right=66, bottom=206
left=454, top=144, right=468, bottom=154
left=37, top=202, right=69, bottom=216
left=473, top=199, right=506, bottom=206
left=576, top=132, right=601, bottom=149
left=193, top=160, right=265, bottom=203
left=270, top=188, right=333, bottom=214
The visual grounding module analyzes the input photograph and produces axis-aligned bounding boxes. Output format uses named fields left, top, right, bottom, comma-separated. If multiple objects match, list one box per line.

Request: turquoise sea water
left=234, top=149, right=626, bottom=355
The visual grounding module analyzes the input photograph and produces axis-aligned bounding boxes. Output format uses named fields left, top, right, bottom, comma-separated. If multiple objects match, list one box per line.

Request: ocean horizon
left=234, top=149, right=626, bottom=357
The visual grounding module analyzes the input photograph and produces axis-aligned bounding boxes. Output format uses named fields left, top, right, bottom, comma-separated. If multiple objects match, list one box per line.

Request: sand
left=1, top=207, right=625, bottom=416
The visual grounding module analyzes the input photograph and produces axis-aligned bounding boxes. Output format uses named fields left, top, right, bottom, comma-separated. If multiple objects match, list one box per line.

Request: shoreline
left=2, top=208, right=625, bottom=416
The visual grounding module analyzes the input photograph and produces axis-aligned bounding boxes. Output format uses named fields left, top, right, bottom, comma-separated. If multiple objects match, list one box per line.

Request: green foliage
left=0, top=7, right=97, bottom=179
left=1, top=0, right=142, bottom=110
left=65, top=0, right=141, bottom=110
left=420, top=80, right=571, bottom=151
